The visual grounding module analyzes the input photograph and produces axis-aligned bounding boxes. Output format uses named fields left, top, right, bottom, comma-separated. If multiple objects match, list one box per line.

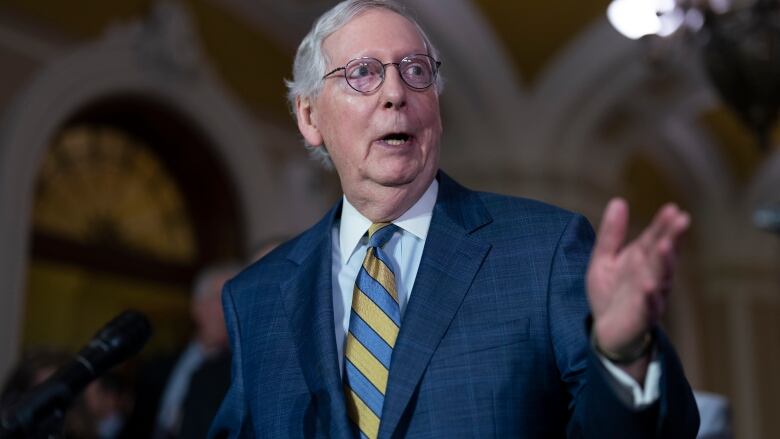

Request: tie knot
left=367, top=222, right=398, bottom=248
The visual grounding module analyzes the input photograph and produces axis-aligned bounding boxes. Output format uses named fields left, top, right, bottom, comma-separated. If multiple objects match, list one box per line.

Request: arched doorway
left=24, top=96, right=243, bottom=355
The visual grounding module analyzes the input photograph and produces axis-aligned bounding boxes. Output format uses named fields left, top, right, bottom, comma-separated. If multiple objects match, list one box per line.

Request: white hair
left=285, top=0, right=444, bottom=168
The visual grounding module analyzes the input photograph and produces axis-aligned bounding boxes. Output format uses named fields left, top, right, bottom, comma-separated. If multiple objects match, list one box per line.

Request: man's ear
left=296, top=95, right=323, bottom=147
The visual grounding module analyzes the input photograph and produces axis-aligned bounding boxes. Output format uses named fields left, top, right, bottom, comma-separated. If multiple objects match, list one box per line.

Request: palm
left=586, top=199, right=689, bottom=352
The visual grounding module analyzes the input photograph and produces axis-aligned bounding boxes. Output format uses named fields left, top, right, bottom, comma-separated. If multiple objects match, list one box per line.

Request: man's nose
left=381, top=65, right=407, bottom=109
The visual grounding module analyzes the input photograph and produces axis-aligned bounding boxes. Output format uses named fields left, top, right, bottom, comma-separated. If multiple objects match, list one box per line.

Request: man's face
left=299, top=9, right=442, bottom=208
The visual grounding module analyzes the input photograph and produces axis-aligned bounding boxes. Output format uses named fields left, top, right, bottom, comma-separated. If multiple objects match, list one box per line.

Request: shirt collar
left=339, top=179, right=439, bottom=264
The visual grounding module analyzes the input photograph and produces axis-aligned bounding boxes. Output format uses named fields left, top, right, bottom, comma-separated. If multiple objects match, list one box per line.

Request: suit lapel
left=280, top=203, right=352, bottom=438
left=379, top=173, right=493, bottom=438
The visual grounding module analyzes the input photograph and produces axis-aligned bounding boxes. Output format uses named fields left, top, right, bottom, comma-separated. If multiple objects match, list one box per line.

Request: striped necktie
left=344, top=222, right=400, bottom=439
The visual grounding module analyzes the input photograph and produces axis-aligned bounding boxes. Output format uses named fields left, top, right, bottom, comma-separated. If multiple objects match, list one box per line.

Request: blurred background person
left=0, top=348, right=70, bottom=412
left=123, top=262, right=240, bottom=439
left=65, top=372, right=133, bottom=439
left=695, top=390, right=733, bottom=439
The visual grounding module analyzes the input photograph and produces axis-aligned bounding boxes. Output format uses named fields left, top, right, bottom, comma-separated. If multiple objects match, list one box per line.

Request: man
left=210, top=1, right=699, bottom=437
left=695, top=391, right=732, bottom=439
left=125, top=263, right=239, bottom=439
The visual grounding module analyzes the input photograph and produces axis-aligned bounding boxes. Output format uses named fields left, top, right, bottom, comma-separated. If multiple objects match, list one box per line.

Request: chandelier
left=608, top=0, right=780, bottom=150
left=608, top=0, right=780, bottom=234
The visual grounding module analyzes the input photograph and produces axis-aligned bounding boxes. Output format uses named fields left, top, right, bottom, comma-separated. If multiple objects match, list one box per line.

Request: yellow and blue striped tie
left=344, top=222, right=400, bottom=439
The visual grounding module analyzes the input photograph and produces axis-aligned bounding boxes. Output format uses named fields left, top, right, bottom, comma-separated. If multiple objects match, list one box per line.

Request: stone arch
left=409, top=0, right=528, bottom=171
left=0, top=2, right=280, bottom=377
left=524, top=19, right=733, bottom=214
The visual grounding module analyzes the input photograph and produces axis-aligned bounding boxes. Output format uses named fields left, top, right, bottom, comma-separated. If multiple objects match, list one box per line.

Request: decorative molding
left=0, top=5, right=70, bottom=62
left=135, top=0, right=206, bottom=80
left=206, top=0, right=338, bottom=50
left=0, top=0, right=279, bottom=378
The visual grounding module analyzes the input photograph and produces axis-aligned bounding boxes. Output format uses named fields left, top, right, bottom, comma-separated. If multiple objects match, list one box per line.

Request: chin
left=376, top=167, right=433, bottom=189
left=374, top=173, right=417, bottom=188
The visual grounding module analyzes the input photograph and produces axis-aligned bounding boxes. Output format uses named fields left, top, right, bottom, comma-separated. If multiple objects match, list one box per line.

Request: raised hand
left=586, top=198, right=690, bottom=366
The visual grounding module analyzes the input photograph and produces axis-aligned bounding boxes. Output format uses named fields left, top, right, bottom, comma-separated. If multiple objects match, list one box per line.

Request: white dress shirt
left=331, top=180, right=438, bottom=372
left=330, top=179, right=659, bottom=408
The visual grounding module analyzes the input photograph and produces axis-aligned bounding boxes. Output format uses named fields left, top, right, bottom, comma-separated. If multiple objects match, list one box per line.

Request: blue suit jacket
left=210, top=172, right=699, bottom=438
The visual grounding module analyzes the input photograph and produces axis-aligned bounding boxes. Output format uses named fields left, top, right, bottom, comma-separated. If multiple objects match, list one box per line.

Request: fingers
left=636, top=203, right=690, bottom=301
left=589, top=201, right=690, bottom=348
left=638, top=203, right=690, bottom=254
left=593, top=198, right=629, bottom=259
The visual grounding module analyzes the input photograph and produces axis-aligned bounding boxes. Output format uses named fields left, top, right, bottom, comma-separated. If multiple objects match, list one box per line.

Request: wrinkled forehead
left=322, top=8, right=428, bottom=65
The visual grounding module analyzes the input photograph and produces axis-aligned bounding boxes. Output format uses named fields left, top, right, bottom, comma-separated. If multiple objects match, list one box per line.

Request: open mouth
left=379, top=132, right=412, bottom=146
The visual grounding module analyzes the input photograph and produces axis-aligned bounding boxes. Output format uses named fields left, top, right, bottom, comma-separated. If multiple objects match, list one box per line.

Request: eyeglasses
left=322, top=54, right=441, bottom=93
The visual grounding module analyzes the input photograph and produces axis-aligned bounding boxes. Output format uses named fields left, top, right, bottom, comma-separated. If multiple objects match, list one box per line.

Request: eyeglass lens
left=344, top=55, right=436, bottom=92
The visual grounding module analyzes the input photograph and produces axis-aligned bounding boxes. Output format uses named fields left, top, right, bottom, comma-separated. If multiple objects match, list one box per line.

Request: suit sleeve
left=208, top=282, right=256, bottom=439
left=547, top=213, right=700, bottom=438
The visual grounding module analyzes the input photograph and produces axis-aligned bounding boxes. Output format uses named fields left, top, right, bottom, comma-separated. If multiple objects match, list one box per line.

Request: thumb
left=593, top=198, right=629, bottom=259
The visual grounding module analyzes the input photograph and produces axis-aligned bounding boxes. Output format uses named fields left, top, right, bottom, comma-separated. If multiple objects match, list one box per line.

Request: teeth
left=385, top=138, right=407, bottom=146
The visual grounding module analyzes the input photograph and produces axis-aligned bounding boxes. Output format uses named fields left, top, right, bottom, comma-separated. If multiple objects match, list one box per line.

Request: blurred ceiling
left=472, top=0, right=611, bottom=84
left=0, top=0, right=775, bottom=191
left=0, top=0, right=612, bottom=118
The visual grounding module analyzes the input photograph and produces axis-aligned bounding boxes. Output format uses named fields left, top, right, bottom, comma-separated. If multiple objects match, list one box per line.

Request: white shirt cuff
left=598, top=351, right=661, bottom=409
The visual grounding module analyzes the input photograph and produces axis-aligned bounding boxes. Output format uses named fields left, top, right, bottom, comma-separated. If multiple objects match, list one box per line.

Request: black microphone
left=0, top=310, right=152, bottom=438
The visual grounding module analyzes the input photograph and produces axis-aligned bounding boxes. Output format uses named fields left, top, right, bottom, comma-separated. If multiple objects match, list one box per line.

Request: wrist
left=591, top=329, right=654, bottom=365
